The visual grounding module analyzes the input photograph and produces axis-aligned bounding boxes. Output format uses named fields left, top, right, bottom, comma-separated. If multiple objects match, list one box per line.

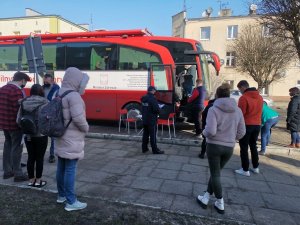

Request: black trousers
left=25, top=136, right=48, bottom=179
left=142, top=124, right=158, bottom=151
left=192, top=107, right=203, bottom=135
left=239, top=125, right=260, bottom=171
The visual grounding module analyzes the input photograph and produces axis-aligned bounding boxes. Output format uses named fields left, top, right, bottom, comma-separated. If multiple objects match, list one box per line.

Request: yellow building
left=172, top=9, right=300, bottom=99
left=0, top=8, right=88, bottom=36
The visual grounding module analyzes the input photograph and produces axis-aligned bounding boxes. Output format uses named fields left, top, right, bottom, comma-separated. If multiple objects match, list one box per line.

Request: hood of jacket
left=20, top=96, right=48, bottom=112
left=141, top=93, right=154, bottom=103
left=243, top=88, right=261, bottom=99
left=60, top=67, right=89, bottom=94
left=213, top=97, right=237, bottom=113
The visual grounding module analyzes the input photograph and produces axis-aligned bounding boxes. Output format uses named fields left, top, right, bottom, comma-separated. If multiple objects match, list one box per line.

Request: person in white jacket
left=196, top=83, right=246, bottom=214
left=55, top=67, right=89, bottom=212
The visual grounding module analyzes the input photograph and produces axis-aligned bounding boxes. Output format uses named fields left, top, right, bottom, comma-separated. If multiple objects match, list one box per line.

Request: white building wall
left=175, top=14, right=300, bottom=99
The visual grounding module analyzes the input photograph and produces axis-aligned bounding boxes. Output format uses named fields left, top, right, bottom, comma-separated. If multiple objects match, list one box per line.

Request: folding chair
left=157, top=113, right=176, bottom=139
left=118, top=109, right=137, bottom=134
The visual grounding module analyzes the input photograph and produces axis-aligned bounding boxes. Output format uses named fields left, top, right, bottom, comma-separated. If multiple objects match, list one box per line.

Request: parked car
left=230, top=90, right=274, bottom=106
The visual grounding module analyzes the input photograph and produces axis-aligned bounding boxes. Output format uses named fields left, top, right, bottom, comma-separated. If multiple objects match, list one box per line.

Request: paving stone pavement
left=0, top=128, right=299, bottom=225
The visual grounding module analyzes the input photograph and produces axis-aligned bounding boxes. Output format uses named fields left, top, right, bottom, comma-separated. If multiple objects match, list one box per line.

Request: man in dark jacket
left=43, top=73, right=60, bottom=163
left=141, top=86, right=164, bottom=154
left=286, top=87, right=300, bottom=147
left=0, top=71, right=31, bottom=182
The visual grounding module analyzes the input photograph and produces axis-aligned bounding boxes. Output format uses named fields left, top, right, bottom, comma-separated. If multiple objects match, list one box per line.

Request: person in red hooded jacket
left=234, top=80, right=263, bottom=177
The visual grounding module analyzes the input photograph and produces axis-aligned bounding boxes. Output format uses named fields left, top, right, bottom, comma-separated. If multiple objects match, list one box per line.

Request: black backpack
left=19, top=100, right=40, bottom=135
left=38, top=90, right=74, bottom=137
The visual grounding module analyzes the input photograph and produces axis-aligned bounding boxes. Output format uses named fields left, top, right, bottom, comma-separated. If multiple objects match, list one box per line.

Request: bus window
left=66, top=43, right=91, bottom=70
left=118, top=46, right=161, bottom=70
left=0, top=45, right=19, bottom=71
left=42, top=44, right=64, bottom=71
left=90, top=43, right=118, bottom=70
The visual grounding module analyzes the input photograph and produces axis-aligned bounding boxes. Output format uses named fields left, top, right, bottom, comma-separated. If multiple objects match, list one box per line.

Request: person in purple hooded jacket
left=196, top=83, right=246, bottom=214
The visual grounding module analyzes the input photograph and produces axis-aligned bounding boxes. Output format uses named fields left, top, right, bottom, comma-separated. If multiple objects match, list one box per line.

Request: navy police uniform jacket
left=141, top=93, right=160, bottom=126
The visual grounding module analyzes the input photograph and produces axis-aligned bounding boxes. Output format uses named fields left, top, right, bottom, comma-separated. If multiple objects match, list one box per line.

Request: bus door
left=150, top=64, right=175, bottom=119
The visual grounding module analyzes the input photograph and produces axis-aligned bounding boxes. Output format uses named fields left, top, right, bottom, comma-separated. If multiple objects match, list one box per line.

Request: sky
left=1, top=0, right=253, bottom=36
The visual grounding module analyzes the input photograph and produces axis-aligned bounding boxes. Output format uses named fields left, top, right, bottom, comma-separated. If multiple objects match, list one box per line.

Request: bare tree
left=258, top=0, right=300, bottom=60
left=229, top=24, right=294, bottom=91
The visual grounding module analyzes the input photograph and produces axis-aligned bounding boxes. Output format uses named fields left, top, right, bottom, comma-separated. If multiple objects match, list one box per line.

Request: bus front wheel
left=124, top=103, right=143, bottom=129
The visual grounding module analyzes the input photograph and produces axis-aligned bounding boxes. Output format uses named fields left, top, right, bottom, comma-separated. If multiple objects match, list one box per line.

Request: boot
left=296, top=143, right=300, bottom=148
left=196, top=192, right=210, bottom=209
left=287, top=144, right=296, bottom=148
left=214, top=198, right=225, bottom=214
left=152, top=148, right=164, bottom=154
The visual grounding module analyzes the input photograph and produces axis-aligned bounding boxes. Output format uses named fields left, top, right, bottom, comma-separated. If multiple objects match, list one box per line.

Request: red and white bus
left=0, top=29, right=220, bottom=122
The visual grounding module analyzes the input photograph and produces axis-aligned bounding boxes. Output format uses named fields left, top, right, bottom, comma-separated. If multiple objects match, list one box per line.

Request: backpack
left=19, top=100, right=40, bottom=135
left=38, top=90, right=74, bottom=137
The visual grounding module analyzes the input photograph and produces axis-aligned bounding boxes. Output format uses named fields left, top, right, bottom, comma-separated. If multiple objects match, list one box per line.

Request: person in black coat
left=141, top=86, right=164, bottom=154
left=286, top=87, right=300, bottom=148
left=199, top=98, right=215, bottom=158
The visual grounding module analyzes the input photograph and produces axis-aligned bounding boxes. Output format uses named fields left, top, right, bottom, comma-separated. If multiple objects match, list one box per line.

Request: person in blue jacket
left=259, top=102, right=279, bottom=155
left=43, top=73, right=60, bottom=163
left=141, top=86, right=164, bottom=154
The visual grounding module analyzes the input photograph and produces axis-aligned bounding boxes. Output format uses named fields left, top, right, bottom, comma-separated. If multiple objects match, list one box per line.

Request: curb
left=86, top=132, right=202, bottom=147
left=86, top=132, right=300, bottom=156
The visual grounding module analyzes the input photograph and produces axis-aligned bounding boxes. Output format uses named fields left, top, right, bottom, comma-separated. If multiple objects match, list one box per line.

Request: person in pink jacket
left=55, top=67, right=89, bottom=212
left=196, top=83, right=246, bottom=214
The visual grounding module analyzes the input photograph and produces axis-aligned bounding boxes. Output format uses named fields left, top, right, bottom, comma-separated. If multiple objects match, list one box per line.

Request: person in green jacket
left=259, top=103, right=279, bottom=155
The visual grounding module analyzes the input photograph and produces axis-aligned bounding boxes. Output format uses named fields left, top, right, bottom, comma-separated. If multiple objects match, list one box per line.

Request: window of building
left=34, top=30, right=41, bottom=34
left=200, top=27, right=211, bottom=40
left=225, top=80, right=234, bottom=89
left=13, top=31, right=20, bottom=35
left=225, top=52, right=236, bottom=67
left=0, top=32, right=2, bottom=36
left=262, top=24, right=274, bottom=37
left=227, top=25, right=238, bottom=39
left=297, top=80, right=300, bottom=88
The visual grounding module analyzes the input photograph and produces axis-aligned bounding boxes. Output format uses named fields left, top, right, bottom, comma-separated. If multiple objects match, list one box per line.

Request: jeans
left=56, top=157, right=78, bottom=204
left=290, top=131, right=300, bottom=144
left=25, top=136, right=48, bottom=179
left=3, top=130, right=24, bottom=176
left=206, top=143, right=233, bottom=199
left=260, top=117, right=279, bottom=152
left=239, top=125, right=260, bottom=171
left=49, top=137, right=55, bottom=157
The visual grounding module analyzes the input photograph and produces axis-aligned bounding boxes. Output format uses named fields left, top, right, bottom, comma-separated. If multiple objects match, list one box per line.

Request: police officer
left=141, top=86, right=164, bottom=154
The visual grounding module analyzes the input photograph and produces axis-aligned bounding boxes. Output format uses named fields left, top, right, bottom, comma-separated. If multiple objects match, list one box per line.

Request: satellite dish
left=250, top=4, right=257, bottom=11
left=202, top=11, right=208, bottom=17
left=202, top=7, right=213, bottom=17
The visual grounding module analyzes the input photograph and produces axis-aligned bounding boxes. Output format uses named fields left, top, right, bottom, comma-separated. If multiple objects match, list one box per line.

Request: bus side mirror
left=210, top=52, right=220, bottom=76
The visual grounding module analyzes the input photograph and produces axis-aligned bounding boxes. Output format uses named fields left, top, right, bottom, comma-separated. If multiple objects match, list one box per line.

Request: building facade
left=0, top=8, right=88, bottom=36
left=172, top=10, right=300, bottom=99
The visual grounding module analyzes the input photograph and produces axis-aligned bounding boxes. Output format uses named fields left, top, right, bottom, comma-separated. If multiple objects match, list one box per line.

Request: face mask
left=44, top=83, right=51, bottom=88
left=20, top=84, right=25, bottom=89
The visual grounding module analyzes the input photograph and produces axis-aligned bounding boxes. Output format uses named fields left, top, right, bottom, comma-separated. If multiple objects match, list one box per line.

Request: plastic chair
left=118, top=109, right=137, bottom=134
left=157, top=113, right=176, bottom=139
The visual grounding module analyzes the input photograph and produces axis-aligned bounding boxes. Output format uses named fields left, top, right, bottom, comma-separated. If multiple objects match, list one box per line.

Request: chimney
left=219, top=8, right=232, bottom=17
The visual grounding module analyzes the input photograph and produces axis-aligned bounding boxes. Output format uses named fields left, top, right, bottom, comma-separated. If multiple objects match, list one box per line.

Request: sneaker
left=258, top=151, right=266, bottom=156
left=65, top=200, right=87, bottom=211
left=3, top=172, right=14, bottom=179
left=250, top=167, right=260, bottom=174
left=142, top=148, right=149, bottom=153
left=214, top=198, right=225, bottom=214
left=196, top=192, right=210, bottom=209
left=48, top=155, right=56, bottom=163
left=235, top=168, right=250, bottom=177
left=198, top=153, right=205, bottom=159
left=14, top=174, right=29, bottom=182
left=57, top=196, right=67, bottom=204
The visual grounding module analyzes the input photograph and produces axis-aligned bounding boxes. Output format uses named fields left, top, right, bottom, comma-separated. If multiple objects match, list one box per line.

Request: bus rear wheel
left=124, top=103, right=143, bottom=129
